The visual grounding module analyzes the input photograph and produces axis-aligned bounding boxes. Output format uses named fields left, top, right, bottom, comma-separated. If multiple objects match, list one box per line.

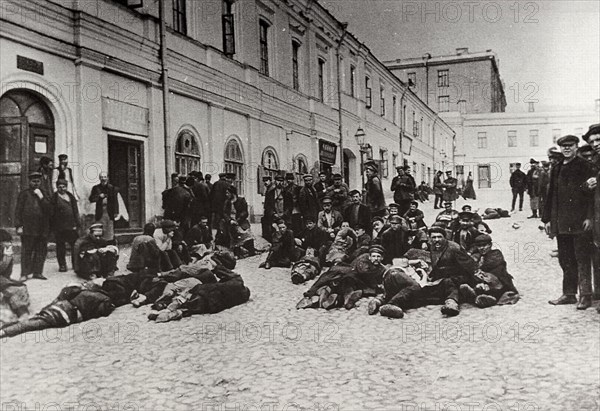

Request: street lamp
left=355, top=126, right=371, bottom=188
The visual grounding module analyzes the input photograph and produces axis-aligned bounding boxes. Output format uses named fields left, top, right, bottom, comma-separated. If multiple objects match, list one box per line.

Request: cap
left=302, top=173, right=313, bottom=180
left=547, top=146, right=562, bottom=158
left=583, top=123, right=600, bottom=143
left=388, top=203, right=400, bottom=209
left=556, top=135, right=579, bottom=146
left=322, top=196, right=333, bottom=204
left=577, top=144, right=594, bottom=154
left=349, top=189, right=361, bottom=196
left=443, top=201, right=453, bottom=206
left=445, top=170, right=452, bottom=174
left=55, top=178, right=68, bottom=186
left=372, top=216, right=384, bottom=224
left=28, top=171, right=42, bottom=179
left=274, top=175, right=284, bottom=181
left=369, top=245, right=385, bottom=255
left=226, top=172, right=236, bottom=179
left=226, top=185, right=238, bottom=195
left=89, top=223, right=103, bottom=231
left=263, top=175, right=273, bottom=181
left=529, top=158, right=539, bottom=164
left=462, top=205, right=472, bottom=211
left=58, top=154, right=68, bottom=160
left=458, top=211, right=474, bottom=220
left=218, top=172, right=227, bottom=178
left=389, top=215, right=402, bottom=224
left=285, top=172, right=295, bottom=180
left=428, top=226, right=447, bottom=236
left=410, top=200, right=419, bottom=206
left=161, top=219, right=177, bottom=229
left=332, top=173, right=342, bottom=180
left=515, top=162, right=522, bottom=166
left=474, top=234, right=493, bottom=245
left=364, top=160, right=378, bottom=172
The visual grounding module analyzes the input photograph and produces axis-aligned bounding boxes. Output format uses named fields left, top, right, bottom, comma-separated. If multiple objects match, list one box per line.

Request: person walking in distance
left=509, top=163, right=527, bottom=212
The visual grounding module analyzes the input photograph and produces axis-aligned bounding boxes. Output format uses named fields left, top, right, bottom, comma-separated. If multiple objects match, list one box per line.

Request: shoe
left=291, top=273, right=305, bottom=285
left=344, top=290, right=363, bottom=310
left=441, top=299, right=459, bottom=317
left=549, top=250, right=559, bottom=258
left=510, top=208, right=515, bottom=212
left=147, top=310, right=159, bottom=321
left=519, top=208, right=523, bottom=211
left=18, top=276, right=28, bottom=282
left=368, top=298, right=382, bottom=315
left=322, top=294, right=338, bottom=310
left=32, top=274, right=47, bottom=280
left=548, top=295, right=577, bottom=305
left=576, top=296, right=592, bottom=310
left=526, top=215, right=538, bottom=219
left=131, top=295, right=147, bottom=308
left=296, top=296, right=316, bottom=309
left=379, top=304, right=404, bottom=319
left=459, top=284, right=477, bottom=303
left=475, top=294, right=498, bottom=308
left=58, top=265, right=67, bottom=272
left=317, top=286, right=331, bottom=307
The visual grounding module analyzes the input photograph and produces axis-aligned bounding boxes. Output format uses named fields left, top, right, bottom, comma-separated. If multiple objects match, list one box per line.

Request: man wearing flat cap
left=543, top=135, right=595, bottom=310
left=452, top=211, right=480, bottom=252
left=219, top=185, right=256, bottom=257
left=50, top=178, right=81, bottom=272
left=263, top=174, right=292, bottom=243
left=285, top=172, right=304, bottom=234
left=509, top=163, right=527, bottom=212
left=364, top=161, right=386, bottom=218
left=526, top=159, right=541, bottom=218
left=317, top=196, right=343, bottom=238
left=380, top=215, right=409, bottom=264
left=391, top=166, right=416, bottom=215
left=298, top=173, right=321, bottom=224
left=324, top=173, right=349, bottom=213
left=441, top=170, right=458, bottom=203
left=74, top=223, right=119, bottom=280
left=15, top=172, right=52, bottom=280
left=52, top=154, right=79, bottom=201
left=343, top=190, right=371, bottom=230
left=582, top=123, right=600, bottom=303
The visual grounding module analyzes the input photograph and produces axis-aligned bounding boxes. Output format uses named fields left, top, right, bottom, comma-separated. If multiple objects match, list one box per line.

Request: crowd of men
left=3, top=124, right=600, bottom=336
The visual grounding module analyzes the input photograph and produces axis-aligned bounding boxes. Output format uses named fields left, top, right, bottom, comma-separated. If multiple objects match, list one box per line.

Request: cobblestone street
left=1, top=199, right=599, bottom=411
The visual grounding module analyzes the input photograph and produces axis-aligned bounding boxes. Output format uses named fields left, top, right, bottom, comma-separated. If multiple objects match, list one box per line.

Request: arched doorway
left=0, top=89, right=55, bottom=228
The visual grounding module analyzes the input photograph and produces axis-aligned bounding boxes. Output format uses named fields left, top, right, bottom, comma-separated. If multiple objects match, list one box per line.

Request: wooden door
left=28, top=126, right=55, bottom=174
left=0, top=117, right=28, bottom=228
left=108, top=138, right=143, bottom=229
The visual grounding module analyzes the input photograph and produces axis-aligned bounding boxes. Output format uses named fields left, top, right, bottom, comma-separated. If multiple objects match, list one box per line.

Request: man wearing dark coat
left=261, top=219, right=300, bottom=269
left=582, top=123, right=600, bottom=305
left=364, top=161, right=386, bottom=218
left=210, top=173, right=230, bottom=229
left=452, top=211, right=480, bottom=252
left=433, top=171, right=444, bottom=209
left=37, top=156, right=54, bottom=200
left=15, top=172, right=51, bottom=280
left=543, top=135, right=595, bottom=310
left=526, top=159, right=542, bottom=218
left=298, top=174, right=321, bottom=224
left=185, top=217, right=214, bottom=255
left=189, top=171, right=211, bottom=227
left=442, top=170, right=458, bottom=202
left=403, top=201, right=427, bottom=230
left=89, top=172, right=119, bottom=242
left=391, top=166, right=416, bottom=215
left=263, top=175, right=293, bottom=242
left=324, top=173, right=350, bottom=212
left=52, top=154, right=79, bottom=201
left=380, top=215, right=409, bottom=264
left=313, top=172, right=329, bottom=202
left=284, top=172, right=304, bottom=234
left=74, top=224, right=119, bottom=280
left=218, top=185, right=256, bottom=256
left=510, top=163, right=527, bottom=212
left=317, top=197, right=343, bottom=239
left=50, top=178, right=81, bottom=272
left=343, top=190, right=372, bottom=230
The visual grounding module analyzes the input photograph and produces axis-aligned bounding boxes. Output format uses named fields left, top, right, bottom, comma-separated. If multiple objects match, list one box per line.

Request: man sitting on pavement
left=380, top=215, right=409, bottom=264
left=317, top=197, right=343, bottom=240
left=74, top=224, right=119, bottom=280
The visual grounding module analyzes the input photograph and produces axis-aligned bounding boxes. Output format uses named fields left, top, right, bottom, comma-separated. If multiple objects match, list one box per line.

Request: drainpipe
left=423, top=53, right=431, bottom=105
left=159, top=0, right=172, bottom=188
left=336, top=23, right=348, bottom=178
left=398, top=85, right=409, bottom=164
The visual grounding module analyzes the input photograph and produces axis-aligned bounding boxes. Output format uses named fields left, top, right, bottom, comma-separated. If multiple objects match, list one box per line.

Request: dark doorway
left=108, top=137, right=144, bottom=229
left=0, top=90, right=55, bottom=228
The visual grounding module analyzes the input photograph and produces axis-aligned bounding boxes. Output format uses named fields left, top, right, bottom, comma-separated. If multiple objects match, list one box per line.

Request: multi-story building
left=0, top=0, right=453, bottom=233
left=384, top=48, right=507, bottom=115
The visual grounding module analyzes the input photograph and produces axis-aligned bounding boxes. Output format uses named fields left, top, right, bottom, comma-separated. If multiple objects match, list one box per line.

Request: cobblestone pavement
left=1, top=198, right=599, bottom=411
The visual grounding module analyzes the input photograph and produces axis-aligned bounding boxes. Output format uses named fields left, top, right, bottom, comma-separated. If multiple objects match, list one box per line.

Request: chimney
left=456, top=47, right=468, bottom=55
left=528, top=102, right=535, bottom=112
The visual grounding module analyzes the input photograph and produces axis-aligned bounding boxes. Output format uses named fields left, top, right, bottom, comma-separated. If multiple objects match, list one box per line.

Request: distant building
left=384, top=48, right=507, bottom=115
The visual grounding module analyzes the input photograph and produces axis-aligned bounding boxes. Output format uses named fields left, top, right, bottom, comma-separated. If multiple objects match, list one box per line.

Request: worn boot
left=368, top=298, right=382, bottom=315
left=344, top=290, right=363, bottom=310
left=441, top=299, right=459, bottom=317
left=475, top=294, right=497, bottom=308
left=322, top=294, right=339, bottom=310
left=459, top=284, right=477, bottom=303
left=576, top=295, right=592, bottom=310
left=379, top=304, right=404, bottom=319
left=548, top=294, right=577, bottom=305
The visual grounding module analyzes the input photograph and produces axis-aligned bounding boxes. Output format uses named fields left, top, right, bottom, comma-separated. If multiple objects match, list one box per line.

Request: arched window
left=175, top=130, right=201, bottom=176
left=224, top=138, right=244, bottom=195
left=261, top=147, right=280, bottom=180
left=294, top=154, right=308, bottom=184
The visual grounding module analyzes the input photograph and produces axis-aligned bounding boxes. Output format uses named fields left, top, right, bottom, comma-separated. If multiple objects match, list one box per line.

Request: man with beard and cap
left=526, top=159, right=541, bottom=218
left=404, top=201, right=427, bottom=231
left=543, top=135, right=595, bottom=310
left=298, top=173, right=321, bottom=224
left=380, top=215, right=409, bottom=264
left=89, top=172, right=120, bottom=243
left=210, top=173, right=230, bottom=229
left=371, top=216, right=386, bottom=244
left=442, top=170, right=458, bottom=203
left=391, top=165, right=416, bottom=215
left=317, top=197, right=343, bottom=239
left=364, top=161, right=386, bottom=217
left=343, top=190, right=372, bottom=230
left=510, top=163, right=527, bottom=212
left=370, top=226, right=476, bottom=318
left=285, top=172, right=304, bottom=234
left=52, top=154, right=79, bottom=200
left=460, top=234, right=520, bottom=308
left=582, top=123, right=600, bottom=305
left=74, top=224, right=119, bottom=280
left=325, top=173, right=350, bottom=212
left=433, top=170, right=444, bottom=209
left=263, top=174, right=293, bottom=242
left=15, top=171, right=52, bottom=281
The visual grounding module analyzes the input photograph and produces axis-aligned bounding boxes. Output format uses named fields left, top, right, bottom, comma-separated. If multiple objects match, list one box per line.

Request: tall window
left=259, top=20, right=270, bottom=76
left=438, top=69, right=449, bottom=87
left=392, top=152, right=398, bottom=170
left=222, top=0, right=235, bottom=57
left=507, top=130, right=517, bottom=147
left=478, top=165, right=491, bottom=188
left=392, top=95, right=398, bottom=124
left=529, top=129, right=539, bottom=147
left=350, top=65, right=356, bottom=97
left=458, top=100, right=467, bottom=114
left=261, top=147, right=280, bottom=180
left=380, top=86, right=385, bottom=117
left=477, top=132, right=487, bottom=149
left=438, top=96, right=449, bottom=112
left=224, top=138, right=244, bottom=195
left=380, top=149, right=389, bottom=178
left=318, top=59, right=325, bottom=102
left=365, top=76, right=372, bottom=109
left=407, top=72, right=416, bottom=87
left=292, top=41, right=300, bottom=91
left=175, top=130, right=200, bottom=176
left=173, top=0, right=187, bottom=35
left=412, top=114, right=420, bottom=138
left=552, top=129, right=561, bottom=144
left=421, top=163, right=426, bottom=183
